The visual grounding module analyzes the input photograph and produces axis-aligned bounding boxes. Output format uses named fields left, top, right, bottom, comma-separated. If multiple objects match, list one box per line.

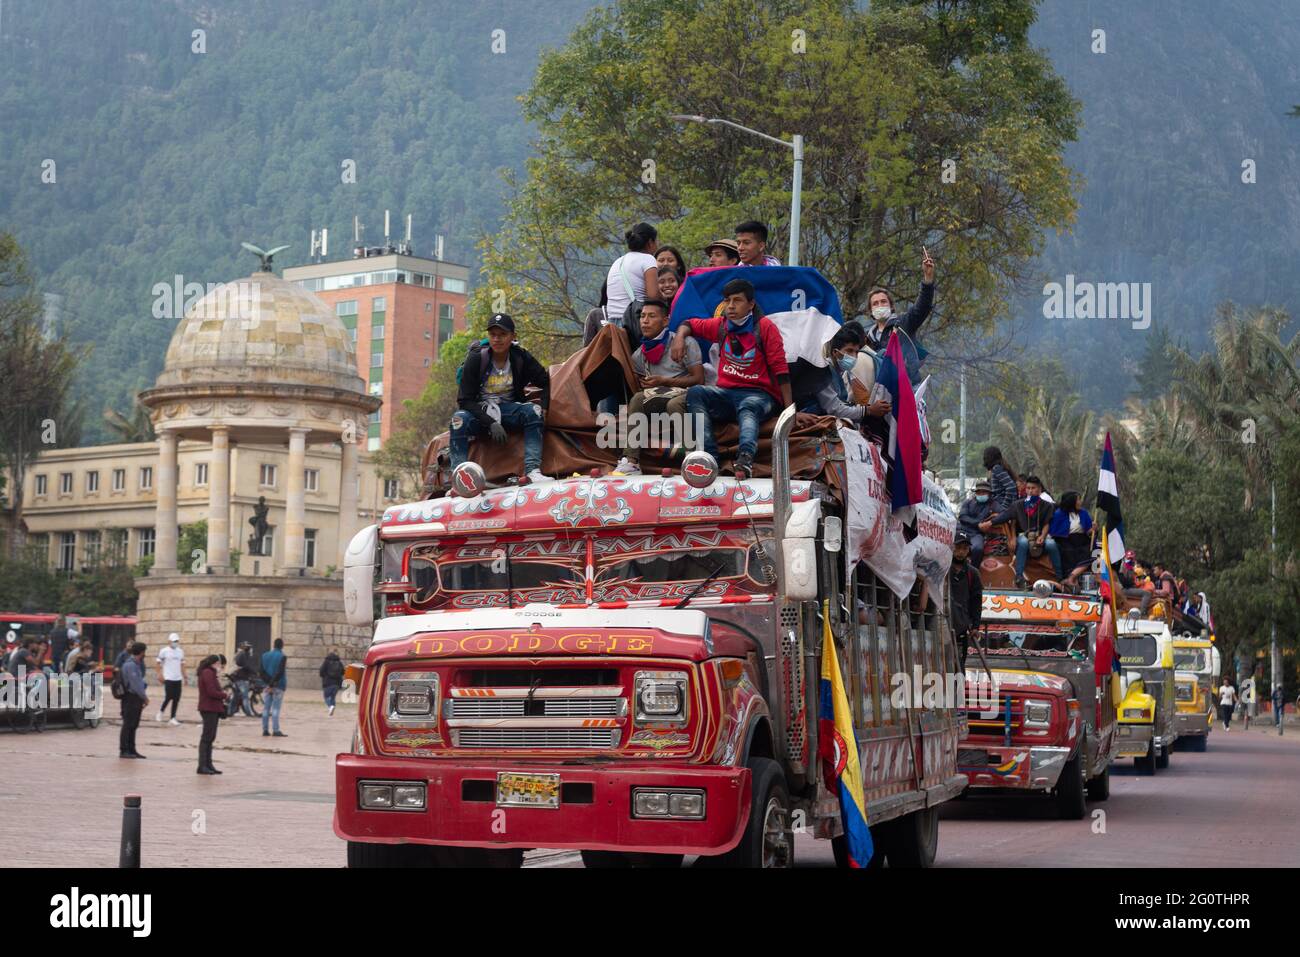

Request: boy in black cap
left=451, top=314, right=551, bottom=482
left=949, top=530, right=982, bottom=672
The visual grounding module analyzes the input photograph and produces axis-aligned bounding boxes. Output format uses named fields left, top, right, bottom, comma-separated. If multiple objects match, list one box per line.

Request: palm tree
left=103, top=401, right=155, bottom=443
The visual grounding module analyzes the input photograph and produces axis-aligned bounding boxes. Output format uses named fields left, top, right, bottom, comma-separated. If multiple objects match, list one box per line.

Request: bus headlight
left=1023, top=699, right=1053, bottom=728
left=634, top=671, right=688, bottom=725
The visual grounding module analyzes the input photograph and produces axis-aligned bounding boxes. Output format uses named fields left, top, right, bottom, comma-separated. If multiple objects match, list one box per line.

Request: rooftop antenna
left=321, top=227, right=329, bottom=258
left=353, top=216, right=364, bottom=258
left=435, top=234, right=445, bottom=261
left=384, top=209, right=391, bottom=244
left=404, top=213, right=412, bottom=254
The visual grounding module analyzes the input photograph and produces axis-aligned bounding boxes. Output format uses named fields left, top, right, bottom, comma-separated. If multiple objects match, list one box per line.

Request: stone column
left=206, top=426, right=231, bottom=571
left=153, top=429, right=178, bottom=573
left=283, top=427, right=309, bottom=574
left=337, top=433, right=360, bottom=568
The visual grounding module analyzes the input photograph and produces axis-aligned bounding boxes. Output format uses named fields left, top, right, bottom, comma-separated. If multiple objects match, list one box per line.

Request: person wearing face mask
left=992, top=473, right=1061, bottom=588
left=958, top=479, right=995, bottom=567
left=949, top=531, right=983, bottom=672
left=789, top=324, right=881, bottom=428
left=672, top=277, right=792, bottom=480
left=855, top=251, right=935, bottom=383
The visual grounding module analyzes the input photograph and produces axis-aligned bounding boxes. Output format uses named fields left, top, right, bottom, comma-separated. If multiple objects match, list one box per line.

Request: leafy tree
left=0, top=233, right=88, bottom=559
left=1133, top=324, right=1176, bottom=402
left=177, top=520, right=208, bottom=574
left=103, top=401, right=156, bottom=443
left=477, top=0, right=1080, bottom=359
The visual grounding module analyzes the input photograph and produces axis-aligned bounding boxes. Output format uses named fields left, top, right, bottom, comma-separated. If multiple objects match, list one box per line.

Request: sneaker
left=168, top=718, right=181, bottom=726
left=526, top=469, right=549, bottom=484
left=733, top=453, right=754, bottom=481
left=1014, top=575, right=1029, bottom=589
left=611, top=457, right=640, bottom=477
left=263, top=730, right=270, bottom=737
left=328, top=704, right=335, bottom=716
left=273, top=731, right=287, bottom=737
left=155, top=712, right=164, bottom=722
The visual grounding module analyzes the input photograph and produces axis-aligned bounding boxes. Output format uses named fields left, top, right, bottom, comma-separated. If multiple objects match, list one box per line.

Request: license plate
left=496, top=772, right=560, bottom=809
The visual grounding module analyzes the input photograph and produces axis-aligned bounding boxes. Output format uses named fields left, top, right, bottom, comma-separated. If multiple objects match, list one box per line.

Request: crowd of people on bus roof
left=451, top=218, right=938, bottom=482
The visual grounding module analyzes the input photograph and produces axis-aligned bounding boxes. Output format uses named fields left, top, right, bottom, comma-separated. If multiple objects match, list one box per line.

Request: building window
left=368, top=367, right=383, bottom=384
left=304, top=468, right=319, bottom=493
left=82, top=530, right=101, bottom=567
left=259, top=464, right=277, bottom=487
left=368, top=436, right=380, bottom=452
left=371, top=296, right=386, bottom=313
left=107, top=529, right=128, bottom=565
left=336, top=300, right=358, bottom=316
left=140, top=467, right=153, bottom=490
left=368, top=382, right=383, bottom=397
left=35, top=474, right=47, bottom=496
left=384, top=479, right=399, bottom=500
left=60, top=472, right=73, bottom=495
left=438, top=303, right=454, bottom=345
left=371, top=350, right=383, bottom=368
left=370, top=409, right=382, bottom=425
left=423, top=357, right=431, bottom=367
left=57, top=532, right=76, bottom=572
left=350, top=327, right=357, bottom=343
left=138, top=528, right=156, bottom=558
left=372, top=322, right=385, bottom=339
left=443, top=277, right=467, bottom=294
left=303, top=528, right=317, bottom=568
left=260, top=528, right=274, bottom=558
left=425, top=302, right=432, bottom=312
left=195, top=462, right=209, bottom=487
left=86, top=471, right=100, bottom=493
left=112, top=468, right=125, bottom=492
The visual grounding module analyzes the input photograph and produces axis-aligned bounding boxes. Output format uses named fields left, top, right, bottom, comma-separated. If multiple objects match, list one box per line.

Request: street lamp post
left=670, top=115, right=804, bottom=267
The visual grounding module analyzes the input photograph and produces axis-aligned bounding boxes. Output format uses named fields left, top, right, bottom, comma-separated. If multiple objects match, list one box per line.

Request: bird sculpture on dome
left=240, top=242, right=291, bottom=273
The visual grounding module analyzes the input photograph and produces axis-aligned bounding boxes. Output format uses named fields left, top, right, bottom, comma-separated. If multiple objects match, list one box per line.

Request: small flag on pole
left=1096, top=432, right=1125, bottom=558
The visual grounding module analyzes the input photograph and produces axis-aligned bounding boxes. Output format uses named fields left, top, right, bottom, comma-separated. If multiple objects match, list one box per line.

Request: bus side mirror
left=343, top=524, right=379, bottom=628
left=782, top=499, right=821, bottom=601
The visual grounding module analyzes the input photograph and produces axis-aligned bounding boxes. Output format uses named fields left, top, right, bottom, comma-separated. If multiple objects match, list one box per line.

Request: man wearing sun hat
left=703, top=238, right=741, bottom=268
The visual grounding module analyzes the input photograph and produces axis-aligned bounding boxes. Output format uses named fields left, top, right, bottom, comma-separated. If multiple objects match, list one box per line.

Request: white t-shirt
left=157, top=645, right=185, bottom=682
left=605, top=252, right=658, bottom=321
left=1218, top=684, right=1236, bottom=706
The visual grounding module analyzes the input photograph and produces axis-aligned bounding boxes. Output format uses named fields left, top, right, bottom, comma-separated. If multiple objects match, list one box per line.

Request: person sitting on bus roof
left=1151, top=562, right=1179, bottom=602
left=1181, top=591, right=1204, bottom=620
left=790, top=323, right=876, bottom=424
left=704, top=238, right=741, bottom=268
left=1049, top=491, right=1094, bottom=590
left=671, top=277, right=792, bottom=480
left=992, top=473, right=1062, bottom=588
left=734, top=221, right=781, bottom=267
left=612, top=299, right=703, bottom=476
left=451, top=313, right=551, bottom=484
left=958, top=479, right=995, bottom=567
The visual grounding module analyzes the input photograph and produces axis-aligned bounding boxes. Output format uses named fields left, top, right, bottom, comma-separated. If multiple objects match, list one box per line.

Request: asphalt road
left=3, top=694, right=1295, bottom=868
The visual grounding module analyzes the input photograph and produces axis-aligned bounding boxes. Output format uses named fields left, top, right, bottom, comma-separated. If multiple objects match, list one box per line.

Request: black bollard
left=119, top=794, right=141, bottom=868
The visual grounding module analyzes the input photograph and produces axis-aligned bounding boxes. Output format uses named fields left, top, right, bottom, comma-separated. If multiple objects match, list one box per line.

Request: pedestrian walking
left=155, top=633, right=187, bottom=725
left=319, top=650, right=344, bottom=716
left=119, top=642, right=149, bottom=759
left=1240, top=674, right=1256, bottom=729
left=1218, top=678, right=1236, bottom=731
left=196, top=655, right=228, bottom=775
left=231, top=642, right=257, bottom=716
left=48, top=616, right=70, bottom=675
left=260, top=638, right=288, bottom=737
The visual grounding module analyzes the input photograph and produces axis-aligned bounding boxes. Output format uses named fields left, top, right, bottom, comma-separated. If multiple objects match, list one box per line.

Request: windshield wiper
left=674, top=561, right=729, bottom=610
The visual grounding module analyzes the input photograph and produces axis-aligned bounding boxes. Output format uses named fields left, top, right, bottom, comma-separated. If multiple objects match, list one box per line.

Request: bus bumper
left=1114, top=723, right=1153, bottom=757
left=333, top=754, right=750, bottom=855
left=957, top=745, right=1070, bottom=791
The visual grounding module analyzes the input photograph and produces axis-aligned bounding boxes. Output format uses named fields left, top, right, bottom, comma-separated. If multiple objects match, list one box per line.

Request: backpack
left=110, top=668, right=126, bottom=700
left=455, top=339, right=492, bottom=387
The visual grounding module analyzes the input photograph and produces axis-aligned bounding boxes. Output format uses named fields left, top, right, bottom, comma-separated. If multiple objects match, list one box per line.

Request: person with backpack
left=450, top=313, right=551, bottom=484
left=854, top=250, right=936, bottom=383
left=260, top=638, right=288, bottom=738
left=605, top=222, right=659, bottom=324
left=319, top=650, right=345, bottom=716
left=670, top=277, right=793, bottom=480
left=117, top=642, right=149, bottom=759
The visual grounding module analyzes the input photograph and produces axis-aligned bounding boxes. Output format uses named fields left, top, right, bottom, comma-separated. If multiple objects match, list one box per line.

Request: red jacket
left=197, top=666, right=226, bottom=714
left=683, top=314, right=788, bottom=403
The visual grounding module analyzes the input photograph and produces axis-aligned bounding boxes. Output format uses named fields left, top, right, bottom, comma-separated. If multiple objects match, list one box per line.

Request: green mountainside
left=1, top=0, right=1297, bottom=440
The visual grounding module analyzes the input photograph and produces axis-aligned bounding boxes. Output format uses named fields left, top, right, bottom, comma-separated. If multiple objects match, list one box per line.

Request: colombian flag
left=876, top=330, right=924, bottom=512
left=818, top=604, right=873, bottom=867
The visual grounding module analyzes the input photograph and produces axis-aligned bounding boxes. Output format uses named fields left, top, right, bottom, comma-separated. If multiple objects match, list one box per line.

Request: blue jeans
left=262, top=687, right=284, bottom=733
left=450, top=402, right=543, bottom=473
left=686, top=385, right=777, bottom=461
left=235, top=679, right=255, bottom=716
left=1015, top=534, right=1064, bottom=579
left=323, top=684, right=339, bottom=708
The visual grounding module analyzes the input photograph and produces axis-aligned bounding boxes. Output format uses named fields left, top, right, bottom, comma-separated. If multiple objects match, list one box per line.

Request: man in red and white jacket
left=670, top=277, right=792, bottom=479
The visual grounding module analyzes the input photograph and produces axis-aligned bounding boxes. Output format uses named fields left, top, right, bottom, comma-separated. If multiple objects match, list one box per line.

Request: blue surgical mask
left=837, top=353, right=856, bottom=372
left=975, top=494, right=989, bottom=504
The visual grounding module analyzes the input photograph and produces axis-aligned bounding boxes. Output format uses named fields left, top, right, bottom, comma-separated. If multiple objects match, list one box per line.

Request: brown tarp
left=422, top=324, right=844, bottom=493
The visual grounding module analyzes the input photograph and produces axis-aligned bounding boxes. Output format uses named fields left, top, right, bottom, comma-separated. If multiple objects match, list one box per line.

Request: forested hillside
left=1, top=0, right=1298, bottom=439
left=0, top=0, right=594, bottom=441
